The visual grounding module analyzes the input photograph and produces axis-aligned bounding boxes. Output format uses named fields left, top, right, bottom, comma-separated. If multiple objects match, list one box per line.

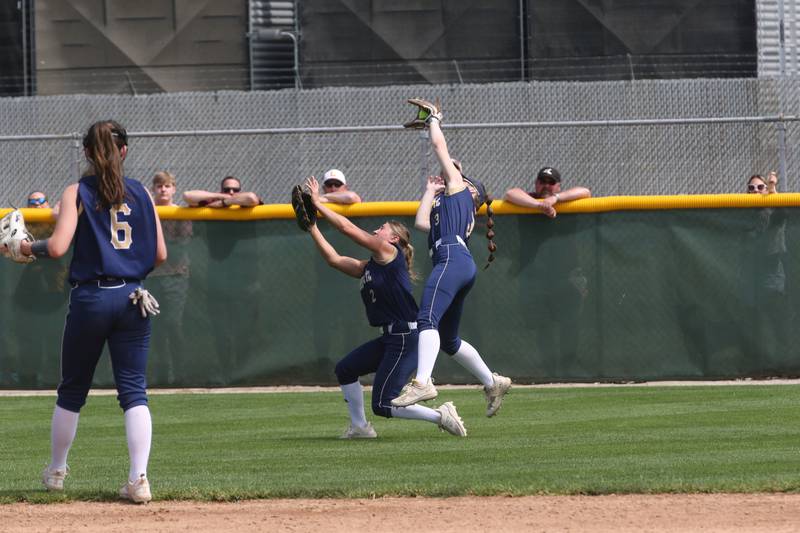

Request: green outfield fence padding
left=1, top=207, right=799, bottom=389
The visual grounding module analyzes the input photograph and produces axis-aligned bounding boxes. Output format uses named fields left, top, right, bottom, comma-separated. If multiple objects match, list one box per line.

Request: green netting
left=2, top=208, right=798, bottom=389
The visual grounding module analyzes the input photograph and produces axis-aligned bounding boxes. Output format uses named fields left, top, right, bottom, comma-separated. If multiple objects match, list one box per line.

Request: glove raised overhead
left=291, top=185, right=317, bottom=232
left=403, top=97, right=443, bottom=129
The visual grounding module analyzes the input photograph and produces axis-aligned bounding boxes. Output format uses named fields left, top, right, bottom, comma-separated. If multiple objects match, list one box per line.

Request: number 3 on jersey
left=110, top=204, right=133, bottom=250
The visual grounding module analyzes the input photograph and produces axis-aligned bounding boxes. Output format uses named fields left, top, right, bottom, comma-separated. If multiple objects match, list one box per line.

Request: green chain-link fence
left=2, top=205, right=799, bottom=389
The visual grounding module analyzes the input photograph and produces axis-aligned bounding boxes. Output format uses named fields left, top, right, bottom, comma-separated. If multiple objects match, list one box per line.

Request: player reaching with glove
left=295, top=176, right=467, bottom=438
left=391, top=98, right=512, bottom=417
left=1, top=120, right=167, bottom=503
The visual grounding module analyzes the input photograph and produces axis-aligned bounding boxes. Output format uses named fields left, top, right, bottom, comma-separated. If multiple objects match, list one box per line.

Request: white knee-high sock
left=340, top=381, right=368, bottom=427
left=451, top=340, right=494, bottom=387
left=391, top=404, right=441, bottom=424
left=50, top=405, right=79, bottom=469
left=124, top=405, right=152, bottom=481
left=415, top=329, right=441, bottom=383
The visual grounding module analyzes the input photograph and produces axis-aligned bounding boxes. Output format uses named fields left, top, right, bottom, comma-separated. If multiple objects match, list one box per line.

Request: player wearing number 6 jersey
left=391, top=99, right=511, bottom=416
left=16, top=121, right=167, bottom=503
left=302, top=176, right=467, bottom=438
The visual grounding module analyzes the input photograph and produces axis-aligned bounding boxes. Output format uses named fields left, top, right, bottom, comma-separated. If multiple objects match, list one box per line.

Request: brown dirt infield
left=4, top=494, right=800, bottom=532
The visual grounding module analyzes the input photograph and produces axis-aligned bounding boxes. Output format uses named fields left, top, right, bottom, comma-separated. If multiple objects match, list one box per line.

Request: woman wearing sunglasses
left=746, top=172, right=778, bottom=195
left=741, top=170, right=787, bottom=374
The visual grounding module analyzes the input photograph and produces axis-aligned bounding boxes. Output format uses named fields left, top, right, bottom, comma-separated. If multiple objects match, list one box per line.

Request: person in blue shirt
left=391, top=101, right=511, bottom=417
left=303, top=176, right=466, bottom=438
left=11, top=120, right=167, bottom=503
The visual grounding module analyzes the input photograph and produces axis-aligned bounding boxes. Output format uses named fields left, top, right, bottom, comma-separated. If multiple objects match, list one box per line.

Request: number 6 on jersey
left=110, top=204, right=132, bottom=250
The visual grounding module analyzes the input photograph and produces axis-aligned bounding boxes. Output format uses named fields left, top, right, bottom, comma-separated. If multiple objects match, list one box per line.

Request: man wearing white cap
left=319, top=169, right=362, bottom=204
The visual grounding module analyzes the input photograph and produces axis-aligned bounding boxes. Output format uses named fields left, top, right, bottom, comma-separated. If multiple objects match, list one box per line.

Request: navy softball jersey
left=58, top=176, right=158, bottom=413
left=69, top=176, right=157, bottom=285
left=335, top=246, right=419, bottom=418
left=360, top=245, right=418, bottom=327
left=427, top=185, right=476, bottom=249
left=418, top=186, right=478, bottom=353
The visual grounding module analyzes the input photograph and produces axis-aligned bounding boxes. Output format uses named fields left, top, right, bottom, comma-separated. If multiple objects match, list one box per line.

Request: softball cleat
left=390, top=378, right=438, bottom=407
left=42, top=464, right=69, bottom=491
left=119, top=474, right=152, bottom=504
left=484, top=373, right=512, bottom=417
left=436, top=401, right=467, bottom=437
left=340, top=422, right=378, bottom=439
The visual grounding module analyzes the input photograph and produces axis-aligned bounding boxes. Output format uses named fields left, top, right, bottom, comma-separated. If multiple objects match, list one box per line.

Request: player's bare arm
left=428, top=117, right=464, bottom=194
left=147, top=191, right=168, bottom=265
left=305, top=176, right=394, bottom=262
left=308, top=224, right=367, bottom=278
left=20, top=183, right=80, bottom=258
left=415, top=176, right=445, bottom=232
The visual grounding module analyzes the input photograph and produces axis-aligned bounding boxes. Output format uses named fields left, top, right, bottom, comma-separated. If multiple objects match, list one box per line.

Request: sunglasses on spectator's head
left=748, top=183, right=766, bottom=192
left=27, top=197, right=47, bottom=206
left=222, top=186, right=241, bottom=193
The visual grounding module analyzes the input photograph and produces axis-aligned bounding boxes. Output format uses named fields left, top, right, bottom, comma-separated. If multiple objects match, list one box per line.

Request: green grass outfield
left=2, top=385, right=799, bottom=503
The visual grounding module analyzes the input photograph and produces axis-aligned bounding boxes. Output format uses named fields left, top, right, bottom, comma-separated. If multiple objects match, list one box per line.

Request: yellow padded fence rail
left=4, top=194, right=800, bottom=222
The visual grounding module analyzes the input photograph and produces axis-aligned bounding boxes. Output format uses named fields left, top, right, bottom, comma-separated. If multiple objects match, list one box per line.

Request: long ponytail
left=461, top=174, right=496, bottom=269
left=83, top=120, right=128, bottom=209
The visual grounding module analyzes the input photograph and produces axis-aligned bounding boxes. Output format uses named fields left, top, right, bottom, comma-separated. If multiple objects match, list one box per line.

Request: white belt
left=429, top=235, right=467, bottom=257
left=382, top=321, right=418, bottom=334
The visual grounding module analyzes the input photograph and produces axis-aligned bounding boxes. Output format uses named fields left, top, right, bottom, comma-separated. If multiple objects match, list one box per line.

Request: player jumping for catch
left=391, top=99, right=512, bottom=417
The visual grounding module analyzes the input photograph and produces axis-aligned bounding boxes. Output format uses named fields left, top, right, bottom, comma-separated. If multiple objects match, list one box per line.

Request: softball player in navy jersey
left=391, top=102, right=512, bottom=416
left=303, top=176, right=466, bottom=438
left=14, top=121, right=167, bottom=503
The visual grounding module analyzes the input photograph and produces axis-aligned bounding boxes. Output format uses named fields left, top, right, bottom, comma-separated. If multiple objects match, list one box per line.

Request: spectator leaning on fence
left=183, top=176, right=262, bottom=207
left=28, top=190, right=61, bottom=218
left=504, top=167, right=591, bottom=218
left=318, top=169, right=362, bottom=204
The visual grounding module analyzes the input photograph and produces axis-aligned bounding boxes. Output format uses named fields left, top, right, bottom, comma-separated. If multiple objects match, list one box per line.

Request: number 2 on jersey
left=110, top=204, right=133, bottom=250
